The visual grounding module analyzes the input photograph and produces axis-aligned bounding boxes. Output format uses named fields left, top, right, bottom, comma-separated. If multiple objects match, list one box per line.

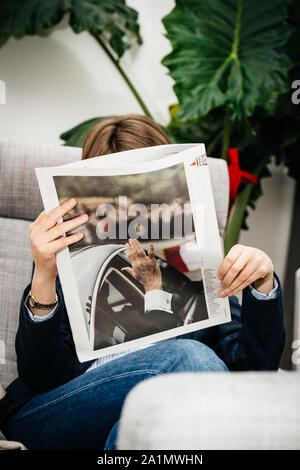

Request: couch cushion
left=0, top=218, right=33, bottom=388
left=117, top=372, right=300, bottom=450
left=0, top=141, right=81, bottom=391
left=207, top=157, right=229, bottom=239
left=0, top=141, right=81, bottom=221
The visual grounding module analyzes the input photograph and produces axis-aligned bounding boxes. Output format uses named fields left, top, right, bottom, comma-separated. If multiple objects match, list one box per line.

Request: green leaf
left=162, top=0, right=292, bottom=122
left=0, top=0, right=141, bottom=58
left=69, top=0, right=142, bottom=57
left=0, top=1, right=68, bottom=40
left=167, top=104, right=225, bottom=156
left=165, top=1, right=300, bottom=251
left=60, top=116, right=113, bottom=147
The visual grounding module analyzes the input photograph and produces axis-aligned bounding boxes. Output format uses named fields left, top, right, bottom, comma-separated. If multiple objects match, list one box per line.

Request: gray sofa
left=1, top=140, right=299, bottom=450
left=0, top=141, right=81, bottom=445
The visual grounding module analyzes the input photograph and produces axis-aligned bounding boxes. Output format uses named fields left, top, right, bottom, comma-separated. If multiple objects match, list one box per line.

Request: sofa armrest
left=117, top=372, right=300, bottom=450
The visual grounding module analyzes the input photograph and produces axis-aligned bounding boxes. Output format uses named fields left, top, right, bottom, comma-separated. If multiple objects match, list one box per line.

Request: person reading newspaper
left=0, top=115, right=285, bottom=450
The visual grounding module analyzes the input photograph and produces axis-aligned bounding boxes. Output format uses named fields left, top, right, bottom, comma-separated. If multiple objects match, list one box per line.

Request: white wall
left=0, top=0, right=295, bottom=282
left=0, top=0, right=175, bottom=145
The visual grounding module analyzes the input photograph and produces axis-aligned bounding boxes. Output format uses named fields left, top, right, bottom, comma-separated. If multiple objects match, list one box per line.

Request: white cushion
left=117, top=372, right=300, bottom=450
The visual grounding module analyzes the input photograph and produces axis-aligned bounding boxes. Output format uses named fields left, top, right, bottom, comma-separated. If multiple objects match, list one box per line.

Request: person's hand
left=30, top=198, right=89, bottom=282
left=122, top=239, right=162, bottom=293
left=217, top=244, right=274, bottom=297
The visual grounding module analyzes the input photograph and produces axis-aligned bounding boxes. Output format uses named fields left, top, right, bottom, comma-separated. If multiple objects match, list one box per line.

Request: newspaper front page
left=36, top=143, right=231, bottom=362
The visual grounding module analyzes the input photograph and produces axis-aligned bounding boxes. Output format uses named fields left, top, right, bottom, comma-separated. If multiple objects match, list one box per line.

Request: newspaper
left=36, top=143, right=231, bottom=362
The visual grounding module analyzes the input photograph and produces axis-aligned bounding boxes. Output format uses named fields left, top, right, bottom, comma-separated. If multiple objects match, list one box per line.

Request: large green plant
left=58, top=0, right=300, bottom=254
left=162, top=0, right=300, bottom=252
left=1, top=0, right=299, bottom=253
left=162, top=0, right=291, bottom=123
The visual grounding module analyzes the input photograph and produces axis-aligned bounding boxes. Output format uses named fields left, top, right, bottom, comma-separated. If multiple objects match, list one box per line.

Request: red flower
left=228, top=148, right=258, bottom=209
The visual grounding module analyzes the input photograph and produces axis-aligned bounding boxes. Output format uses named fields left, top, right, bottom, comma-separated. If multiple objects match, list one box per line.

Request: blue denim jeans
left=6, top=337, right=228, bottom=450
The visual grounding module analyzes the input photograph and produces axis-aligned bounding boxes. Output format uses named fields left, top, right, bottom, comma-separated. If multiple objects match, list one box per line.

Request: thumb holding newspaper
left=217, top=244, right=274, bottom=298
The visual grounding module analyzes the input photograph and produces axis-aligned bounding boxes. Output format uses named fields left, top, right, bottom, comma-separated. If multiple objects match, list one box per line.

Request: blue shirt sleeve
left=248, top=277, right=279, bottom=300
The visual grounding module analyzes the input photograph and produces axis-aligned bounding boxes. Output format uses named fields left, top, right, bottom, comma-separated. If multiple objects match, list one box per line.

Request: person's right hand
left=30, top=198, right=89, bottom=282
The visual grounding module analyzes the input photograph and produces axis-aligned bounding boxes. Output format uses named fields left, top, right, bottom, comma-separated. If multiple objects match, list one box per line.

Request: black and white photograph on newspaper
left=36, top=144, right=231, bottom=362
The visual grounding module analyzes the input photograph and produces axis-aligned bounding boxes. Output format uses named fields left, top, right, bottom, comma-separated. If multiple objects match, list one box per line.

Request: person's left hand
left=217, top=244, right=274, bottom=297
left=122, top=239, right=162, bottom=293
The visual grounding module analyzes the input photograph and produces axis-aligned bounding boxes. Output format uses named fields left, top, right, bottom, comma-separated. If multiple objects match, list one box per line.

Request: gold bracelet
left=28, top=291, right=58, bottom=310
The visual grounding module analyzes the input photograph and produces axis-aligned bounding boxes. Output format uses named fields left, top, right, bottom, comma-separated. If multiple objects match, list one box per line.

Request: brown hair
left=82, top=114, right=170, bottom=160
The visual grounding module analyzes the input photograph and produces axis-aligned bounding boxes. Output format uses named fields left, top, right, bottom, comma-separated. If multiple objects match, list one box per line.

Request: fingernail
left=218, top=290, right=225, bottom=297
left=69, top=198, right=76, bottom=205
left=81, top=214, right=89, bottom=221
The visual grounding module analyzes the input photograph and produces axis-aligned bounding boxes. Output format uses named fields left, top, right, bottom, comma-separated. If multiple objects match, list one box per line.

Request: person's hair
left=82, top=114, right=170, bottom=160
